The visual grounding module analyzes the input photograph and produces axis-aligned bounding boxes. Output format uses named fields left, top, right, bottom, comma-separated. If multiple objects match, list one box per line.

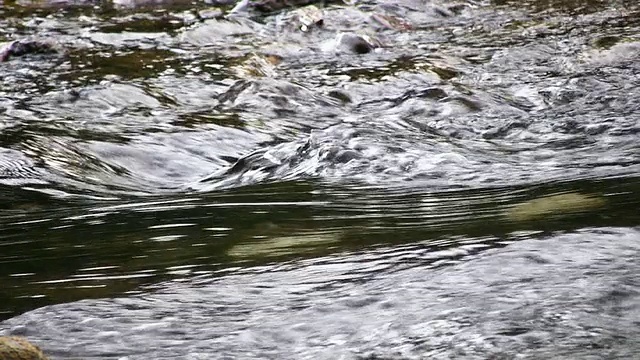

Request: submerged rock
left=506, top=192, right=607, bottom=222
left=232, top=52, right=282, bottom=78
left=0, top=40, right=57, bottom=62
left=0, top=336, right=48, bottom=360
left=227, top=232, right=340, bottom=259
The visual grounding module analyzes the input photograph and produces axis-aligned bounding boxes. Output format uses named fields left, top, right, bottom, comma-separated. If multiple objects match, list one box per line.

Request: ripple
left=1, top=1, right=639, bottom=357
left=3, top=227, right=639, bottom=359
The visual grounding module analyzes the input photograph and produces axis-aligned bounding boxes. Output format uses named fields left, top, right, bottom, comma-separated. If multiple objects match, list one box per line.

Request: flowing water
left=0, top=0, right=639, bottom=358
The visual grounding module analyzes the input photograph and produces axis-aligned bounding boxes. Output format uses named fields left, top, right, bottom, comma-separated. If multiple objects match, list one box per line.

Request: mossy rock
left=227, top=232, right=339, bottom=259
left=506, top=192, right=606, bottom=222
left=0, top=336, right=49, bottom=360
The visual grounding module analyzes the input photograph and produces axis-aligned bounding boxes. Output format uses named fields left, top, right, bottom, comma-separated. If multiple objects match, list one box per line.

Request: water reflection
left=1, top=177, right=638, bottom=320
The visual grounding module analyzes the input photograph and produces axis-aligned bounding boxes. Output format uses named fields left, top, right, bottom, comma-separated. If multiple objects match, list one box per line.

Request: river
left=0, top=0, right=639, bottom=358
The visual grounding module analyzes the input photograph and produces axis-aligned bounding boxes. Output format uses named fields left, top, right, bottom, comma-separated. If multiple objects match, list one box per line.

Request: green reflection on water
left=1, top=177, right=639, bottom=320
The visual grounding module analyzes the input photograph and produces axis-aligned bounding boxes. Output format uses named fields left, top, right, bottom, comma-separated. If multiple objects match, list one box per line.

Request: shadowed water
left=0, top=0, right=639, bottom=358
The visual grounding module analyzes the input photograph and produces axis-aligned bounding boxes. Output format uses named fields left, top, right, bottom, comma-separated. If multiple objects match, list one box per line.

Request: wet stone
left=332, top=32, right=382, bottom=54
left=232, top=53, right=283, bottom=78
left=0, top=40, right=57, bottom=62
left=0, top=337, right=49, bottom=360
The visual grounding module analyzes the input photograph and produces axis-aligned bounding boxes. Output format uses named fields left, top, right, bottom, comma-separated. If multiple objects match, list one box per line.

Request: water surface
left=0, top=0, right=639, bottom=358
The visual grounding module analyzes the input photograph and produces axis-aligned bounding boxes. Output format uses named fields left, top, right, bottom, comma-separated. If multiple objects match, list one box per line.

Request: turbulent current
left=0, top=0, right=639, bottom=359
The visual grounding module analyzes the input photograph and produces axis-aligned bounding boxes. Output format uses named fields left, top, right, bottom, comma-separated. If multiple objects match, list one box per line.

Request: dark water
left=0, top=0, right=639, bottom=358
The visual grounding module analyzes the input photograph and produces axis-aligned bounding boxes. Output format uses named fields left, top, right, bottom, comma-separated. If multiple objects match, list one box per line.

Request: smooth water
left=0, top=0, right=639, bottom=358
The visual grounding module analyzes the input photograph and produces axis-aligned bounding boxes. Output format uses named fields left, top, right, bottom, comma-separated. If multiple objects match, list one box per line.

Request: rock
left=232, top=53, right=282, bottom=78
left=0, top=336, right=49, bottom=360
left=227, top=232, right=340, bottom=259
left=0, top=40, right=57, bottom=62
left=330, top=32, right=382, bottom=54
left=505, top=192, right=607, bottom=222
